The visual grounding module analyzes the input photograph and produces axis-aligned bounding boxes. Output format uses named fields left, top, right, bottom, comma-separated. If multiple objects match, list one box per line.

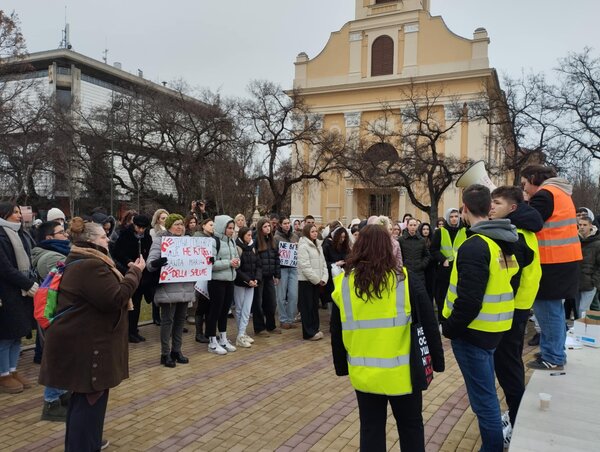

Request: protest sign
left=278, top=242, right=298, bottom=267
left=159, top=236, right=213, bottom=283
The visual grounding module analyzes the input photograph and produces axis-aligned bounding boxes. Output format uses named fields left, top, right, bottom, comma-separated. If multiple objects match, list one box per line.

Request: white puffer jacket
left=297, top=236, right=328, bottom=285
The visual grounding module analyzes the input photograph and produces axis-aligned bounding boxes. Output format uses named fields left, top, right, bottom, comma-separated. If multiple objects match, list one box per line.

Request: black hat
left=132, top=214, right=151, bottom=228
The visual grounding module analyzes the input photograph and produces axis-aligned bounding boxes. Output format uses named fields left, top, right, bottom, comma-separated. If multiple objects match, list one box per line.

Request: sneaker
left=242, top=334, right=255, bottom=343
left=219, top=339, right=237, bottom=352
left=195, top=333, right=209, bottom=343
left=528, top=332, right=540, bottom=346
left=526, top=357, right=564, bottom=371
left=208, top=342, right=227, bottom=355
left=309, top=331, right=324, bottom=341
left=533, top=352, right=567, bottom=364
left=236, top=336, right=252, bottom=348
left=10, top=371, right=32, bottom=389
left=255, top=330, right=270, bottom=337
left=501, top=411, right=510, bottom=428
left=100, top=439, right=110, bottom=450
left=0, top=375, right=23, bottom=394
left=41, top=399, right=68, bottom=422
left=186, top=315, right=195, bottom=325
left=503, top=423, right=512, bottom=448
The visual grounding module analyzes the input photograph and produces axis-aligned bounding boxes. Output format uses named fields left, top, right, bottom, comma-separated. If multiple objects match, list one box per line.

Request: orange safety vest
left=535, top=185, right=582, bottom=264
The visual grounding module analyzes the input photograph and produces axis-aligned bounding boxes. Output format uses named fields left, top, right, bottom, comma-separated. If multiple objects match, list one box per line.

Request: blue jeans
left=233, top=285, right=254, bottom=337
left=452, top=339, right=503, bottom=452
left=44, top=386, right=68, bottom=402
left=533, top=299, right=566, bottom=365
left=576, top=289, right=597, bottom=318
left=277, top=267, right=298, bottom=324
left=0, top=338, right=21, bottom=374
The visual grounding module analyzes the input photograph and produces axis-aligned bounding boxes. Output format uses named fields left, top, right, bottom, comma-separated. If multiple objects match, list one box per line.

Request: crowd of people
left=1, top=163, right=599, bottom=451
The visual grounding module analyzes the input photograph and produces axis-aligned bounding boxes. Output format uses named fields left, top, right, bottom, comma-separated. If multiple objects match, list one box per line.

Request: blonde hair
left=151, top=209, right=169, bottom=233
left=69, top=217, right=103, bottom=242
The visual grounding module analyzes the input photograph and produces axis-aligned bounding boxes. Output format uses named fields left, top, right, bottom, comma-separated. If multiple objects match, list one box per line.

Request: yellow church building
left=290, top=0, right=508, bottom=224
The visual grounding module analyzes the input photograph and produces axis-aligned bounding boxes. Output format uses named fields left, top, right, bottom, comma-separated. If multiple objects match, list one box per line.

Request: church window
left=371, top=35, right=394, bottom=76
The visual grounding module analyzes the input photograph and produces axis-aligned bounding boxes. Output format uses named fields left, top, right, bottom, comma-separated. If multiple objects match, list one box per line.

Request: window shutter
left=371, top=36, right=394, bottom=76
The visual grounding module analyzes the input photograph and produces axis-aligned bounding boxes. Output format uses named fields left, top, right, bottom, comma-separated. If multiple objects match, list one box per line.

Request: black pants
left=195, top=292, right=210, bottom=335
left=433, top=270, right=451, bottom=322
left=65, top=390, right=109, bottom=452
left=129, top=284, right=155, bottom=335
left=494, top=308, right=529, bottom=426
left=564, top=298, right=577, bottom=320
left=252, top=277, right=277, bottom=333
left=298, top=281, right=320, bottom=339
left=355, top=390, right=424, bottom=452
left=206, top=280, right=233, bottom=337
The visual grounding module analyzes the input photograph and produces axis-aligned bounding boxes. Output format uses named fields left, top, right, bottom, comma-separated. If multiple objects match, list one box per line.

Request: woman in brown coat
left=39, top=218, right=144, bottom=452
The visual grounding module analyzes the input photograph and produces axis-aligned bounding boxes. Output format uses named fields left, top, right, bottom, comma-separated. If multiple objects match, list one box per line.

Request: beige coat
left=297, top=236, right=328, bottom=285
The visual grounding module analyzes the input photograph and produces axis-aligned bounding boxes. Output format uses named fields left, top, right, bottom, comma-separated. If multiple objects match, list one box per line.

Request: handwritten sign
left=159, top=236, right=213, bottom=283
left=278, top=242, right=298, bottom=267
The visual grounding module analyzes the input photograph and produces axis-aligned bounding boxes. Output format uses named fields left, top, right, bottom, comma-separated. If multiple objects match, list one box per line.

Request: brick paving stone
left=1, top=312, right=543, bottom=452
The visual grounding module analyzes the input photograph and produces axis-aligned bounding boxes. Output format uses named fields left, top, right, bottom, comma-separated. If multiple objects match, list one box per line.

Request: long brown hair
left=256, top=218, right=275, bottom=252
left=345, top=225, right=403, bottom=300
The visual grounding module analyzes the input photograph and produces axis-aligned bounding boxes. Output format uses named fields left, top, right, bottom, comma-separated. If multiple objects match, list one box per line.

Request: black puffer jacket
left=398, top=230, right=430, bottom=275
left=255, top=237, right=281, bottom=279
left=579, top=233, right=600, bottom=292
left=112, top=224, right=153, bottom=277
left=235, top=238, right=262, bottom=287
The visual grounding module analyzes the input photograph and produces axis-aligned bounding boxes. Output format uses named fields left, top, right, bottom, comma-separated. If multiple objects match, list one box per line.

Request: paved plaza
left=0, top=311, right=538, bottom=451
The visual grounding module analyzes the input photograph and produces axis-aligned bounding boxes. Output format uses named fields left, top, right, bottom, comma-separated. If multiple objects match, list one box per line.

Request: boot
left=0, top=375, right=23, bottom=394
left=170, top=351, right=189, bottom=364
left=195, top=315, right=209, bottom=343
left=59, top=391, right=72, bottom=407
left=528, top=332, right=540, bottom=346
left=160, top=354, right=176, bottom=368
left=10, top=371, right=32, bottom=389
left=41, top=399, right=68, bottom=422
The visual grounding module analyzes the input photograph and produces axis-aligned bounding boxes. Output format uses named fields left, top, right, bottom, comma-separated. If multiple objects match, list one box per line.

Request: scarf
left=0, top=218, right=31, bottom=275
left=70, top=244, right=134, bottom=310
left=39, top=239, right=71, bottom=256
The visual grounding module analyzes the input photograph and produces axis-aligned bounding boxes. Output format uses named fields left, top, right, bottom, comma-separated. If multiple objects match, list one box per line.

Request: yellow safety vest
left=514, top=229, right=541, bottom=310
left=332, top=268, right=413, bottom=396
left=442, top=234, right=518, bottom=332
left=440, top=227, right=467, bottom=260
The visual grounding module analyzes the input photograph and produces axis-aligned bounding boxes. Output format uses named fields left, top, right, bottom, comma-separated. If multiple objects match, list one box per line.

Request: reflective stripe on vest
left=535, top=185, right=582, bottom=264
left=442, top=234, right=518, bottom=333
left=514, top=229, right=542, bottom=310
left=440, top=227, right=467, bottom=260
left=333, top=269, right=413, bottom=396
left=341, top=277, right=411, bottom=329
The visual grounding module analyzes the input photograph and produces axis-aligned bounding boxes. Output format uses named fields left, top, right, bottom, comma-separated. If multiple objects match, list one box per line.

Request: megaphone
left=456, top=160, right=497, bottom=190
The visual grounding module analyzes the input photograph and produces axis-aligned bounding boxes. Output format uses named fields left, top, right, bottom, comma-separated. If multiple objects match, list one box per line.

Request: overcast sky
left=4, top=1, right=599, bottom=97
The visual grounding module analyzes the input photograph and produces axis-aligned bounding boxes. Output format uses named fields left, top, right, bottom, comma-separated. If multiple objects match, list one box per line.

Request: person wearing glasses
left=31, top=221, right=73, bottom=421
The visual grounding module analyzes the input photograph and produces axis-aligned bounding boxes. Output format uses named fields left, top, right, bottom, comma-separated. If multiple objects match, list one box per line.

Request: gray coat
left=211, top=215, right=239, bottom=282
left=146, top=231, right=195, bottom=304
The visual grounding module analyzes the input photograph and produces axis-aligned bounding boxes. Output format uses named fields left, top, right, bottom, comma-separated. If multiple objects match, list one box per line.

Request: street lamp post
left=109, top=94, right=122, bottom=217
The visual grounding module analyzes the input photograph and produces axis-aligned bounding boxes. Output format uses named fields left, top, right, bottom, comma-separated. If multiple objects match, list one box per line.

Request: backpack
left=33, top=260, right=81, bottom=329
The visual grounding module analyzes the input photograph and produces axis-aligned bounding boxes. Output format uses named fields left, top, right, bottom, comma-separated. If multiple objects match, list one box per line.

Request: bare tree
left=344, top=83, right=479, bottom=221
left=552, top=48, right=600, bottom=162
left=239, top=80, right=347, bottom=214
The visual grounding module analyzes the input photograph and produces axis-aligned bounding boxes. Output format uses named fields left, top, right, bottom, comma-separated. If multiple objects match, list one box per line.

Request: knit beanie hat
left=47, top=207, right=66, bottom=222
left=165, top=213, right=184, bottom=230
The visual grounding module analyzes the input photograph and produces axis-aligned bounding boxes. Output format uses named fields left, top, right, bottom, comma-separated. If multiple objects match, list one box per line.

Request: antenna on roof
left=58, top=6, right=72, bottom=49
